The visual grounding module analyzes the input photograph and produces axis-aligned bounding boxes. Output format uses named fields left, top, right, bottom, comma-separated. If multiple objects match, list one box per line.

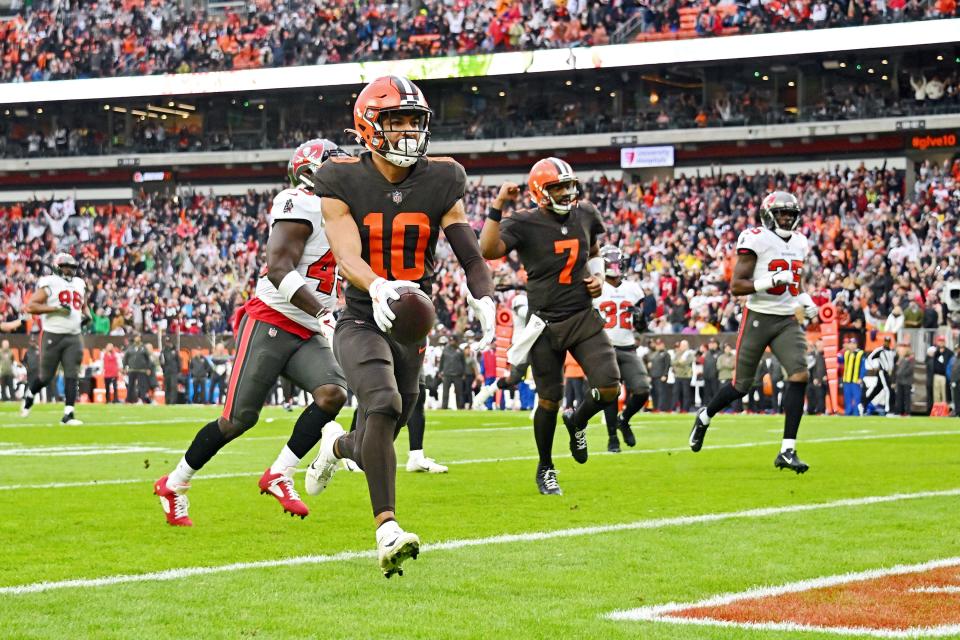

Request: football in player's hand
left=388, top=286, right=436, bottom=345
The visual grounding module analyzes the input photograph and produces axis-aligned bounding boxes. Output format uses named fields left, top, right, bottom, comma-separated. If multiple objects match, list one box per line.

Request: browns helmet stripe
left=547, top=157, right=575, bottom=182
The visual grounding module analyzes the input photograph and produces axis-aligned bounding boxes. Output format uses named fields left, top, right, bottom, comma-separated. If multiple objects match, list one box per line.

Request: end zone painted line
left=607, top=557, right=960, bottom=638
left=1, top=487, right=957, bottom=596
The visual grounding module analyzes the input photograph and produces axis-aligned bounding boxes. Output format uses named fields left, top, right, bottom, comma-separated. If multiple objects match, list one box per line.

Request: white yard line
left=607, top=557, right=960, bottom=638
left=0, top=418, right=201, bottom=429
left=1, top=428, right=958, bottom=491
left=0, top=487, right=957, bottom=596
left=0, top=445, right=180, bottom=457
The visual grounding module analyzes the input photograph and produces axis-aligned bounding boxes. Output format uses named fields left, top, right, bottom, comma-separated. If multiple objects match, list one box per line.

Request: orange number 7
left=554, top=239, right=579, bottom=284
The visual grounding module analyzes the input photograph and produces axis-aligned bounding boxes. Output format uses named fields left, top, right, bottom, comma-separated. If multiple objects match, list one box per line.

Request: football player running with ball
left=593, top=245, right=651, bottom=453
left=154, top=139, right=349, bottom=526
left=480, top=159, right=620, bottom=496
left=21, top=253, right=91, bottom=425
left=307, top=76, right=496, bottom=578
left=689, top=191, right=817, bottom=473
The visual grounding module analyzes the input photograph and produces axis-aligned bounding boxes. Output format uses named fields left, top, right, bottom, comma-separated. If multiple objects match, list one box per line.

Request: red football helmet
left=287, top=138, right=348, bottom=191
left=349, top=76, right=431, bottom=168
left=528, top=157, right=579, bottom=214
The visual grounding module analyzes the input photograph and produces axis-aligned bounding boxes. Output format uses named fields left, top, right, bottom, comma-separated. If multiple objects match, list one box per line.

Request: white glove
left=797, top=292, right=819, bottom=320
left=369, top=277, right=420, bottom=332
left=467, top=293, right=497, bottom=351
left=316, top=310, right=336, bottom=343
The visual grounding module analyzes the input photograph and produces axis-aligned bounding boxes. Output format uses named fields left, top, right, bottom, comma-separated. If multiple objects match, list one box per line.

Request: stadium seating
left=1, top=161, right=956, bottom=342
left=1, top=0, right=953, bottom=83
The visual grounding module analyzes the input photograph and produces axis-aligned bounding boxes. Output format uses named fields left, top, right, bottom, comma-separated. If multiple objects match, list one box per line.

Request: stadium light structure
left=0, top=19, right=955, bottom=105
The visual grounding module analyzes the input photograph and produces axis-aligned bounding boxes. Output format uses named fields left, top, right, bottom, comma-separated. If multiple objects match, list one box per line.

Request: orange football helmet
left=350, top=75, right=432, bottom=168
left=528, top=157, right=579, bottom=214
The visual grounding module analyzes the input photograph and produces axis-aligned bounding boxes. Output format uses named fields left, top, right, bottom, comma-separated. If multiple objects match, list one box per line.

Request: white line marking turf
left=0, top=418, right=201, bottom=429
left=607, top=557, right=960, bottom=638
left=909, top=585, right=960, bottom=594
left=0, top=428, right=957, bottom=491
left=0, top=445, right=179, bottom=457
left=0, top=487, right=957, bottom=596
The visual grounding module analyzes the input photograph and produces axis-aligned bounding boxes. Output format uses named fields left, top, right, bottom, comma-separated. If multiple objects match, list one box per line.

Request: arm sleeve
left=444, top=223, right=495, bottom=299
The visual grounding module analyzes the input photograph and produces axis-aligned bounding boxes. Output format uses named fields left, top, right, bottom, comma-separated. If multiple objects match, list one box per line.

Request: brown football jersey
left=499, top=201, right=605, bottom=322
left=314, top=152, right=467, bottom=320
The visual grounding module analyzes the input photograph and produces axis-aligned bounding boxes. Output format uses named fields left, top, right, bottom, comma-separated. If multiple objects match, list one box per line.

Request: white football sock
left=167, top=457, right=197, bottom=489
left=698, top=407, right=711, bottom=425
left=64, top=405, right=74, bottom=415
left=408, top=449, right=423, bottom=462
left=781, top=438, right=796, bottom=452
left=270, top=445, right=301, bottom=474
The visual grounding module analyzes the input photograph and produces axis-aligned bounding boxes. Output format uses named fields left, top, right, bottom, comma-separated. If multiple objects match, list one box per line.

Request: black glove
left=632, top=307, right=649, bottom=334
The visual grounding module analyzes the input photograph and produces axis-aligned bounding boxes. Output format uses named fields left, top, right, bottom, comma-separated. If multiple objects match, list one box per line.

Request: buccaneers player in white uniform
left=593, top=245, right=651, bottom=452
left=689, top=191, right=818, bottom=473
left=154, top=139, right=349, bottom=526
left=22, top=253, right=90, bottom=425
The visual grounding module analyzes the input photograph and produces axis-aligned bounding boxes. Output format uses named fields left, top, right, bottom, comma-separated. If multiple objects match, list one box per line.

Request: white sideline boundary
left=607, top=557, right=960, bottom=638
left=0, top=487, right=958, bottom=596
left=0, top=428, right=957, bottom=491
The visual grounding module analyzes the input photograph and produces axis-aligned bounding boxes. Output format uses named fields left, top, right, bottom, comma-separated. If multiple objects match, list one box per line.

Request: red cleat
left=258, top=468, right=309, bottom=519
left=153, top=475, right=193, bottom=527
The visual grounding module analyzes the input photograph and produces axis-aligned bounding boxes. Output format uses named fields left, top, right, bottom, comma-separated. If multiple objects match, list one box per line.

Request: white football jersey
left=254, top=188, right=338, bottom=332
left=37, top=274, right=86, bottom=335
left=736, top=226, right=809, bottom=316
left=593, top=279, right=643, bottom=347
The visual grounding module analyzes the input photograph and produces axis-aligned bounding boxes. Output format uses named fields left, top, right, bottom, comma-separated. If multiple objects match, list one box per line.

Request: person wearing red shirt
left=101, top=342, right=120, bottom=403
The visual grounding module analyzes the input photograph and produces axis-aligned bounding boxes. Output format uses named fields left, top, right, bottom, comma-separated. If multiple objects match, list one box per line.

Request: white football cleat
left=406, top=454, right=448, bottom=473
left=376, top=521, right=420, bottom=579
left=305, top=421, right=345, bottom=496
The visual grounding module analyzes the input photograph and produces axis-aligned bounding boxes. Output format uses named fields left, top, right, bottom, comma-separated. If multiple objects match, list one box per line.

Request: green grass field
left=0, top=402, right=958, bottom=639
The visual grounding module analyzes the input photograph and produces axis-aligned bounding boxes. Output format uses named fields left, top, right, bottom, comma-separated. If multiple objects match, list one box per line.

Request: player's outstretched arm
left=443, top=200, right=497, bottom=348
left=441, top=200, right=495, bottom=300
left=265, top=220, right=325, bottom=318
left=320, top=197, right=381, bottom=293
left=23, top=287, right=62, bottom=316
left=479, top=182, right=519, bottom=260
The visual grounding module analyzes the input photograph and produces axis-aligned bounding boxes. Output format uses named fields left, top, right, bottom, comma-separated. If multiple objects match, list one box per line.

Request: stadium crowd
left=1, top=0, right=955, bottom=83
left=1, top=159, right=957, bottom=342
left=4, top=66, right=960, bottom=158
left=0, top=158, right=957, bottom=412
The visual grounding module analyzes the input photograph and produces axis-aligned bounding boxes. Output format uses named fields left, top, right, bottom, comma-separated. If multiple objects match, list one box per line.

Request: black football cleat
left=562, top=410, right=588, bottom=464
left=536, top=465, right=562, bottom=496
left=774, top=448, right=809, bottom=474
left=607, top=436, right=621, bottom=453
left=617, top=416, right=637, bottom=447
left=689, top=408, right=709, bottom=452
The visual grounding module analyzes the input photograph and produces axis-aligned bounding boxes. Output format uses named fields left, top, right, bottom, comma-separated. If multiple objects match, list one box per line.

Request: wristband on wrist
left=487, top=206, right=502, bottom=222
left=277, top=270, right=307, bottom=303
left=753, top=276, right=774, bottom=293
